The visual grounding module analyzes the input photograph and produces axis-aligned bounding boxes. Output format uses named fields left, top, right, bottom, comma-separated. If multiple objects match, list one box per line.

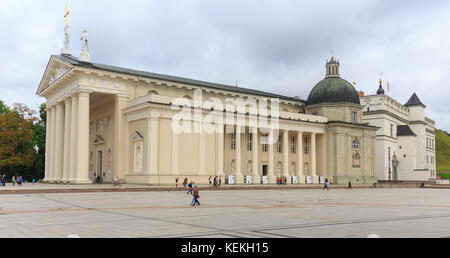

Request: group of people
left=208, top=176, right=222, bottom=188
left=1, top=175, right=25, bottom=186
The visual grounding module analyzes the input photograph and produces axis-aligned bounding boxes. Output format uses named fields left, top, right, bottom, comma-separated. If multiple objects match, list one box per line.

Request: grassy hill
left=436, top=129, right=450, bottom=172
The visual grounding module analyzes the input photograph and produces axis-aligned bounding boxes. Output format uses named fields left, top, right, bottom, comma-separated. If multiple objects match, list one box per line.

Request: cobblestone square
left=0, top=187, right=449, bottom=238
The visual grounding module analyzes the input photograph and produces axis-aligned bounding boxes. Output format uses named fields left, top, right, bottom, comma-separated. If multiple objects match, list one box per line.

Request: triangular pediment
left=130, top=131, right=144, bottom=141
left=93, top=135, right=105, bottom=145
left=36, top=55, right=75, bottom=96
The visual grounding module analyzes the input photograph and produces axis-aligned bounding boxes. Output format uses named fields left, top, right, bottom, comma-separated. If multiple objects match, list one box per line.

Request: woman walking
left=323, top=178, right=329, bottom=191
left=192, top=186, right=200, bottom=206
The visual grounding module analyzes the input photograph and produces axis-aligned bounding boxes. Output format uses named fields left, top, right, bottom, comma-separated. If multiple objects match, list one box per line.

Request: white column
left=252, top=127, right=259, bottom=184
left=283, top=129, right=290, bottom=183
left=55, top=102, right=65, bottom=182
left=149, top=116, right=160, bottom=174
left=199, top=128, right=206, bottom=176
left=297, top=131, right=305, bottom=184
left=62, top=99, right=71, bottom=181
left=69, top=95, right=78, bottom=182
left=235, top=126, right=243, bottom=184
left=321, top=133, right=327, bottom=179
left=217, top=126, right=224, bottom=176
left=75, top=91, right=92, bottom=184
left=311, top=133, right=318, bottom=183
left=268, top=130, right=275, bottom=184
left=114, top=96, right=128, bottom=180
left=171, top=130, right=179, bottom=175
left=50, top=106, right=57, bottom=181
left=44, top=107, right=52, bottom=182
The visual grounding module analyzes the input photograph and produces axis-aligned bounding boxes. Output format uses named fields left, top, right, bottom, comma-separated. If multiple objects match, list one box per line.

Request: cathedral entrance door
left=97, top=150, right=103, bottom=182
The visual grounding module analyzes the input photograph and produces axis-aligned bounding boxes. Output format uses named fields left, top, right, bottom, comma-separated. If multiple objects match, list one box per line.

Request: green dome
left=307, top=77, right=360, bottom=106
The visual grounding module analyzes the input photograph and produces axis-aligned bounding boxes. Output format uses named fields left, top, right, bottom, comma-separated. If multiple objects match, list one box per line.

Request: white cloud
left=0, top=0, right=448, bottom=130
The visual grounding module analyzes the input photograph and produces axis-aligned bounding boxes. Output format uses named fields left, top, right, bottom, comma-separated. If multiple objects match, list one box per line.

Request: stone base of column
left=298, top=175, right=306, bottom=185
left=234, top=174, right=244, bottom=184
left=312, top=175, right=319, bottom=184
left=252, top=175, right=261, bottom=184
left=283, top=175, right=291, bottom=185
left=70, top=179, right=93, bottom=185
left=267, top=174, right=277, bottom=184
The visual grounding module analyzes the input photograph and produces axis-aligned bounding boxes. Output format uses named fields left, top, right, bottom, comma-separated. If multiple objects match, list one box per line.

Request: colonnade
left=225, top=126, right=322, bottom=184
left=44, top=90, right=93, bottom=184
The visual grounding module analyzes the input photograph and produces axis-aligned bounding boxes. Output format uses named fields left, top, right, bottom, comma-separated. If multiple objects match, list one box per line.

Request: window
left=231, top=131, right=236, bottom=150
left=291, top=136, right=296, bottom=154
left=247, top=133, right=252, bottom=151
left=352, top=140, right=360, bottom=150
left=390, top=124, right=393, bottom=137
left=108, top=116, right=113, bottom=129
left=277, top=135, right=282, bottom=153
left=89, top=121, right=93, bottom=134
left=352, top=112, right=357, bottom=123
left=304, top=137, right=309, bottom=154
left=262, top=134, right=268, bottom=153
left=96, top=119, right=105, bottom=133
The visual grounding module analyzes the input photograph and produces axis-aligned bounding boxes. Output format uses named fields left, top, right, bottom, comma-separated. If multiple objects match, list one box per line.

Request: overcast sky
left=0, top=0, right=449, bottom=130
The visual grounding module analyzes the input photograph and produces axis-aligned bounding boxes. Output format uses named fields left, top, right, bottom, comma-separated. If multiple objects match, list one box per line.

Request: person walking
left=183, top=178, right=188, bottom=189
left=187, top=181, right=194, bottom=195
left=192, top=186, right=200, bottom=206
left=32, top=178, right=36, bottom=185
left=2, top=175, right=5, bottom=187
left=323, top=178, right=329, bottom=191
left=18, top=176, right=22, bottom=186
left=213, top=176, right=217, bottom=188
left=208, top=176, right=212, bottom=188
left=219, top=177, right=222, bottom=187
left=175, top=178, right=179, bottom=188
left=348, top=181, right=352, bottom=190
left=11, top=176, right=15, bottom=186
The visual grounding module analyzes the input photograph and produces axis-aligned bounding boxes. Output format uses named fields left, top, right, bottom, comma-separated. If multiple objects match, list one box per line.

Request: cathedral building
left=37, top=45, right=379, bottom=185
left=36, top=9, right=382, bottom=185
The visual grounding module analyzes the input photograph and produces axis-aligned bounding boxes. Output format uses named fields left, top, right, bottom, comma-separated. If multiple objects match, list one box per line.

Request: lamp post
left=388, top=153, right=392, bottom=181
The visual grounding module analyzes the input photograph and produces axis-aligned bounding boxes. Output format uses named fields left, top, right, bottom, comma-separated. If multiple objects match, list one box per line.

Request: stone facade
left=37, top=54, right=377, bottom=185
left=360, top=84, right=437, bottom=181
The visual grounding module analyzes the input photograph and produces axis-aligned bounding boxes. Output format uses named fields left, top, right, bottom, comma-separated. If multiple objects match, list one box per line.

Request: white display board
left=245, top=176, right=252, bottom=184
left=292, top=176, right=298, bottom=184
left=306, top=176, right=312, bottom=184
left=262, top=176, right=268, bottom=185
left=320, top=176, right=325, bottom=184
left=228, top=175, right=235, bottom=185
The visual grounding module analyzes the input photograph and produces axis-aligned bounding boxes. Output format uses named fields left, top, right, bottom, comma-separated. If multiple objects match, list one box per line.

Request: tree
left=31, top=103, right=47, bottom=180
left=0, top=103, right=37, bottom=179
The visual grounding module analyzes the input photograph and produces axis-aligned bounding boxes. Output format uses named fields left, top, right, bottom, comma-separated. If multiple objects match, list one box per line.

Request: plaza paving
left=0, top=186, right=449, bottom=238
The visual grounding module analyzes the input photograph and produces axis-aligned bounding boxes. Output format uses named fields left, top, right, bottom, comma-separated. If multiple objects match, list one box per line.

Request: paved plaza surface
left=0, top=187, right=449, bottom=238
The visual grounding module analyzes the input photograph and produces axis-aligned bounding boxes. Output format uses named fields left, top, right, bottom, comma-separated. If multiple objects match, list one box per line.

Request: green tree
left=0, top=103, right=37, bottom=179
left=30, top=103, right=46, bottom=180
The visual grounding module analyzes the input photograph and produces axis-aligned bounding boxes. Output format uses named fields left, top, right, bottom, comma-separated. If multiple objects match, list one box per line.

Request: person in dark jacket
left=192, top=186, right=200, bottom=206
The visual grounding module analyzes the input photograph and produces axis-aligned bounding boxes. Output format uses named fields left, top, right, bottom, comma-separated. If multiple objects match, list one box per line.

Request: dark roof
left=397, top=125, right=417, bottom=137
left=55, top=54, right=304, bottom=103
left=306, top=77, right=360, bottom=106
left=404, top=93, right=426, bottom=108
